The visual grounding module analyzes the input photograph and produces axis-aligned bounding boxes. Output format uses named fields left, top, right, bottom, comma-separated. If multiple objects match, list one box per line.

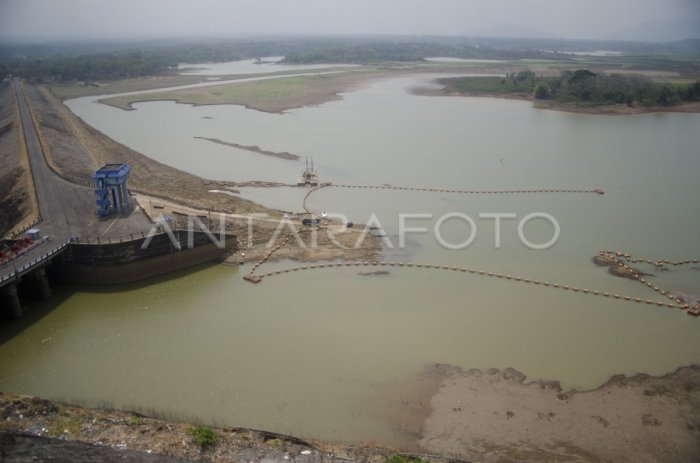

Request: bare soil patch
left=383, top=364, right=700, bottom=463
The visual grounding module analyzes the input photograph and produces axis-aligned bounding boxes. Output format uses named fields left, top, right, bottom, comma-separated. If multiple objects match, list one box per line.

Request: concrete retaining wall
left=50, top=231, right=237, bottom=285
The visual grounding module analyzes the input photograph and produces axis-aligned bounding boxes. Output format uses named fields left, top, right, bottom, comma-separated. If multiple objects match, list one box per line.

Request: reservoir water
left=1, top=74, right=699, bottom=446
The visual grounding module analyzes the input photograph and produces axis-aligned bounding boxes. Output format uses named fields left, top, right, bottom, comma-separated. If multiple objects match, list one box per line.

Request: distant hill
left=607, top=17, right=700, bottom=42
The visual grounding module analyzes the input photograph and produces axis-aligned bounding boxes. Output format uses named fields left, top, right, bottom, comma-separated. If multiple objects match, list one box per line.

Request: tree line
left=281, top=42, right=551, bottom=64
left=532, top=70, right=700, bottom=106
left=0, top=39, right=554, bottom=82
left=441, top=70, right=700, bottom=108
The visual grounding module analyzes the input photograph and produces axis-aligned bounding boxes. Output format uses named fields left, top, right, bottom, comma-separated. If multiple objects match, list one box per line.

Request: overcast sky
left=1, top=0, right=698, bottom=42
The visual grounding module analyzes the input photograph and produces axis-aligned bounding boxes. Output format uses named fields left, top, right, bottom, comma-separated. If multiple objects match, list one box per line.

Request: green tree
left=534, top=83, right=552, bottom=99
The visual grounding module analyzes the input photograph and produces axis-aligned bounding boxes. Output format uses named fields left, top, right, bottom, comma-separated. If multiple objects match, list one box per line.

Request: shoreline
left=100, top=71, right=700, bottom=117
left=2, top=364, right=698, bottom=462
left=411, top=85, right=700, bottom=115
left=382, top=364, right=700, bottom=463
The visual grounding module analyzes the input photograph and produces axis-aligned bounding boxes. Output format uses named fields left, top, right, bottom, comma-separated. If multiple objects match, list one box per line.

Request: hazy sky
left=1, top=0, right=699, bottom=42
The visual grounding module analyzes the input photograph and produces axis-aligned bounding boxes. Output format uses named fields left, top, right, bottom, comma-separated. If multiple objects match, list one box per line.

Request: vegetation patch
left=47, top=416, right=82, bottom=438
left=187, top=425, right=219, bottom=449
left=99, top=71, right=378, bottom=113
left=440, top=69, right=700, bottom=108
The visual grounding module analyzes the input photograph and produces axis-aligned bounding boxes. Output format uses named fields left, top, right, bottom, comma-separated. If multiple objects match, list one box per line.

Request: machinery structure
left=94, top=163, right=131, bottom=216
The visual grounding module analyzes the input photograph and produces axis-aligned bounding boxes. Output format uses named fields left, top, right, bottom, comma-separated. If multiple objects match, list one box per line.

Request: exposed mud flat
left=194, top=136, right=300, bottom=160
left=381, top=364, right=700, bottom=463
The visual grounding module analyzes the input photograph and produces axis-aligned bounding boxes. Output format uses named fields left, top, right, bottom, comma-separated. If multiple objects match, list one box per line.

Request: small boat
left=688, top=303, right=700, bottom=317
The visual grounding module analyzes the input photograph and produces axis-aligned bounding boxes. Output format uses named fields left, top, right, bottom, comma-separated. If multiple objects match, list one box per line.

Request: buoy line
left=247, top=184, right=695, bottom=316
left=597, top=250, right=698, bottom=310
left=302, top=184, right=604, bottom=213
left=250, top=260, right=688, bottom=310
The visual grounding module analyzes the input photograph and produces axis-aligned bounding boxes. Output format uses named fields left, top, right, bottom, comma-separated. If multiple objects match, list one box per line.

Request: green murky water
left=1, top=75, right=699, bottom=446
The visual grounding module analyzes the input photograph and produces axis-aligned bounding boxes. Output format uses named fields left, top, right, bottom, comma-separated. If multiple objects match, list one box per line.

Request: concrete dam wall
left=50, top=231, right=237, bottom=285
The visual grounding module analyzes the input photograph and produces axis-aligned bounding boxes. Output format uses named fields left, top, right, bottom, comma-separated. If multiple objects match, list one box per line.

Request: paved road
left=1, top=80, right=152, bottom=284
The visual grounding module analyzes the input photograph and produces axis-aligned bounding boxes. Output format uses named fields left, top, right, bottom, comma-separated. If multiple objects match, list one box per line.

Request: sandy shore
left=381, top=364, right=700, bottom=463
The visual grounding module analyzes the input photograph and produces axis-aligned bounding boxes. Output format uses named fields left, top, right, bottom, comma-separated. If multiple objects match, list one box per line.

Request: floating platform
left=298, top=156, right=319, bottom=186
